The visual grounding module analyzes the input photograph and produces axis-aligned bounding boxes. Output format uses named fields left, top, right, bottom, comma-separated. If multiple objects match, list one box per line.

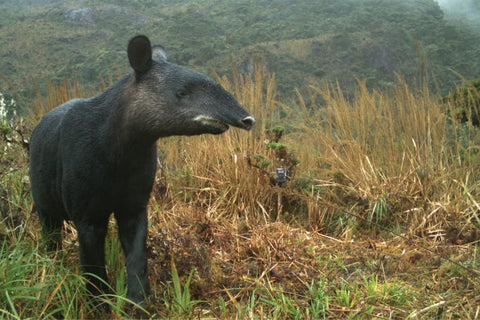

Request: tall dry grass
left=294, top=76, right=480, bottom=237
left=24, top=62, right=480, bottom=241
left=154, top=63, right=479, bottom=241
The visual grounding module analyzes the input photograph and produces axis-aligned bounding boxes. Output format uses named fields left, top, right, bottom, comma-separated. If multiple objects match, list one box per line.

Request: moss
left=0, top=125, right=12, bottom=135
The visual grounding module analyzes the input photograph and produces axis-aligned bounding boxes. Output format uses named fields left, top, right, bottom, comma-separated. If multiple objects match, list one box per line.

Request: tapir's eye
left=176, top=89, right=189, bottom=99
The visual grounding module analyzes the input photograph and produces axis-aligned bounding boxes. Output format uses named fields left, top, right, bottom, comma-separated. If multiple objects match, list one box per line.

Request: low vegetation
left=444, top=77, right=480, bottom=126
left=0, top=62, right=479, bottom=319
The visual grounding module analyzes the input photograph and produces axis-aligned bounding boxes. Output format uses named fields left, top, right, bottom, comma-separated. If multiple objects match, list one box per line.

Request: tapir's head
left=124, top=35, right=254, bottom=138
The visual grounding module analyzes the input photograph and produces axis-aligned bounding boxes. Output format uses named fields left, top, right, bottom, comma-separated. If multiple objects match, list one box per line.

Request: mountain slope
left=1, top=0, right=479, bottom=110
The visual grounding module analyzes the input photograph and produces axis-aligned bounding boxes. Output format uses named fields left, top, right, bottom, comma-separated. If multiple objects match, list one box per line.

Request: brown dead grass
left=143, top=196, right=479, bottom=318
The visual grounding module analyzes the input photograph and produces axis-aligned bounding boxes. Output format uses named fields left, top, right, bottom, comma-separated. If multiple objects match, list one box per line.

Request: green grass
left=0, top=236, right=88, bottom=319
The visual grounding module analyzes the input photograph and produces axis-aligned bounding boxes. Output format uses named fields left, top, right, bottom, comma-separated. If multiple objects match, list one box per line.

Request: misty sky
left=436, top=0, right=475, bottom=8
left=436, top=0, right=479, bottom=25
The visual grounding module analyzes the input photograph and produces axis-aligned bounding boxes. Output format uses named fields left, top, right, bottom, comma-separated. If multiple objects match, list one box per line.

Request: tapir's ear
left=128, top=35, right=152, bottom=73
left=152, top=45, right=168, bottom=62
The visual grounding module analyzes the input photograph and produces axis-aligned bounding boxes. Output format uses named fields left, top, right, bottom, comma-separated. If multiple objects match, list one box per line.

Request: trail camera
left=275, top=167, right=287, bottom=185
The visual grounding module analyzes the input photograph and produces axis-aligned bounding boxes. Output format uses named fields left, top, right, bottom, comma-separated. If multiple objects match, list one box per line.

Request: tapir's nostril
left=241, top=116, right=255, bottom=129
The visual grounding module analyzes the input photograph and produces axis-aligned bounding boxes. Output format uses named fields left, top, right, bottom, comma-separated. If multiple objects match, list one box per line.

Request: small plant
left=305, top=280, right=329, bottom=318
left=252, top=153, right=271, bottom=169
left=363, top=275, right=380, bottom=304
left=335, top=285, right=355, bottom=308
left=0, top=92, right=17, bottom=125
left=258, top=282, right=303, bottom=319
left=163, top=259, right=204, bottom=317
left=368, top=196, right=389, bottom=225
left=266, top=125, right=285, bottom=143
left=103, top=232, right=128, bottom=307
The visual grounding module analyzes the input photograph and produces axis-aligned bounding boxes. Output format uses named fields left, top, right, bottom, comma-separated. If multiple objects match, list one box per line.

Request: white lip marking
left=194, top=115, right=227, bottom=127
left=194, top=115, right=213, bottom=122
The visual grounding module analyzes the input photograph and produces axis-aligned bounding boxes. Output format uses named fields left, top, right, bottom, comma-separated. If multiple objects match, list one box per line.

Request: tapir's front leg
left=76, top=218, right=110, bottom=296
left=115, top=209, right=150, bottom=303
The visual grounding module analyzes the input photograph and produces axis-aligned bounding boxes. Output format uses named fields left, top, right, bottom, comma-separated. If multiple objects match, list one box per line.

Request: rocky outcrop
left=63, top=6, right=149, bottom=25
left=64, top=8, right=95, bottom=24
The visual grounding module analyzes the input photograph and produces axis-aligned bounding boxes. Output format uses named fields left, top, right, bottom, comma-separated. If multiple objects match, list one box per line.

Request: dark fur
left=29, top=35, right=254, bottom=303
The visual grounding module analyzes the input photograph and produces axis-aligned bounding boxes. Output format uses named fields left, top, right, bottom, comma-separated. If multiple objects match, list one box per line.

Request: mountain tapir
left=29, top=35, right=254, bottom=304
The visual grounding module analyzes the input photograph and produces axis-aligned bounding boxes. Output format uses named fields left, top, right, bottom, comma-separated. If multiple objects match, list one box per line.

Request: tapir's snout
left=239, top=115, right=255, bottom=130
left=193, top=113, right=255, bottom=134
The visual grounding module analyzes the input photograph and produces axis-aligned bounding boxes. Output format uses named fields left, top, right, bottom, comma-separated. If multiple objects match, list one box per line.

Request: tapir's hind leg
left=38, top=212, right=64, bottom=251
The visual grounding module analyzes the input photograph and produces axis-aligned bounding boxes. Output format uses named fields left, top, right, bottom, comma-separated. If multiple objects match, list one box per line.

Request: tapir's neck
left=99, top=75, right=158, bottom=162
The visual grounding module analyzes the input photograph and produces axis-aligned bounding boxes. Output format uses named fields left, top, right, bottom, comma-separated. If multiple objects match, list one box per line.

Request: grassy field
left=0, top=64, right=479, bottom=319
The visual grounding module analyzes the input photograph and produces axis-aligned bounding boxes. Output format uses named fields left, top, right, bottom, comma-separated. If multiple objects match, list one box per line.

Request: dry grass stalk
left=287, top=75, right=480, bottom=237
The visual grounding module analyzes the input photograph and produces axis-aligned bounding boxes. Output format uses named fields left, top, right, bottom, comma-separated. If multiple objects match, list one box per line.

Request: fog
left=436, top=0, right=480, bottom=27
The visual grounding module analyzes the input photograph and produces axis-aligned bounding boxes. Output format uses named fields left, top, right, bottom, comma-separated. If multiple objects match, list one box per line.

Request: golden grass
left=150, top=62, right=480, bottom=241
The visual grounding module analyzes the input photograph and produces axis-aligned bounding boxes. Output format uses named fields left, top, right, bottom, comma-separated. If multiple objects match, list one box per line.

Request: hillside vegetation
left=1, top=0, right=480, bottom=107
